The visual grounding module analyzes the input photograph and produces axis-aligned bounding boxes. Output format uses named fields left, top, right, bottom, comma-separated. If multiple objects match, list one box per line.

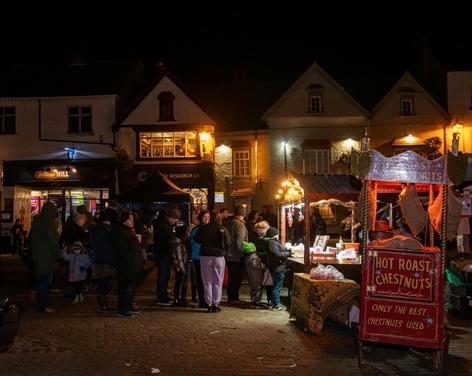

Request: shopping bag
left=223, top=265, right=229, bottom=288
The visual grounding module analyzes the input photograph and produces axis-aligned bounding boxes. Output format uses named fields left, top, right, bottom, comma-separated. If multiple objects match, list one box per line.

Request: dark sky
left=1, top=9, right=471, bottom=82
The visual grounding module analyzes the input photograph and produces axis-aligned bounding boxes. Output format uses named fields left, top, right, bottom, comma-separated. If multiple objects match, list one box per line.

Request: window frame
left=68, top=106, right=93, bottom=134
left=138, top=131, right=199, bottom=159
left=233, top=149, right=251, bottom=178
left=158, top=91, right=176, bottom=122
left=309, top=94, right=323, bottom=113
left=302, top=148, right=331, bottom=174
left=0, top=107, right=16, bottom=134
left=399, top=96, right=415, bottom=116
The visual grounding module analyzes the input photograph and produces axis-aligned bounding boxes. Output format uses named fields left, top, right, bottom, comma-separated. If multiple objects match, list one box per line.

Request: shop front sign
left=34, top=168, right=73, bottom=180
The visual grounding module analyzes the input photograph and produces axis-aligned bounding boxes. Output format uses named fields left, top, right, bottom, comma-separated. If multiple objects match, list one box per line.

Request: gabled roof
left=262, top=61, right=369, bottom=121
left=113, top=64, right=217, bottom=130
left=370, top=71, right=450, bottom=119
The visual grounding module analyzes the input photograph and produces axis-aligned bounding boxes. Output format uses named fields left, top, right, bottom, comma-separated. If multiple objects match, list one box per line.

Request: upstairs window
left=139, top=131, right=198, bottom=158
left=233, top=150, right=250, bottom=177
left=0, top=107, right=16, bottom=134
left=303, top=149, right=330, bottom=174
left=400, top=97, right=414, bottom=115
left=68, top=106, right=92, bottom=133
left=307, top=83, right=325, bottom=114
left=309, top=95, right=322, bottom=113
left=158, top=91, right=175, bottom=121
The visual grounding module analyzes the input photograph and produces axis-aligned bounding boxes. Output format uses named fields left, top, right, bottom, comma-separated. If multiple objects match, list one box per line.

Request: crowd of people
left=26, top=201, right=292, bottom=318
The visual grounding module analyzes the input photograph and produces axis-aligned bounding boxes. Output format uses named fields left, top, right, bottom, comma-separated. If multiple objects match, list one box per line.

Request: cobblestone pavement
left=1, top=255, right=472, bottom=375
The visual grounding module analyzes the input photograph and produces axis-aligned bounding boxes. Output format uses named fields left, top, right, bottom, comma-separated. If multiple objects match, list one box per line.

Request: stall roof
left=114, top=171, right=190, bottom=203
left=296, top=174, right=362, bottom=202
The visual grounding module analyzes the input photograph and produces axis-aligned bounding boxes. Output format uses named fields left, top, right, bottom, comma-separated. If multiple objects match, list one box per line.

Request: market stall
left=351, top=149, right=468, bottom=372
left=276, top=174, right=362, bottom=282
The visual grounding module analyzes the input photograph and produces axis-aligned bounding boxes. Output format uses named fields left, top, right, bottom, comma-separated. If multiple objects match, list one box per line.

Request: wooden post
left=441, top=185, right=448, bottom=274
left=361, top=180, right=369, bottom=255
left=429, top=184, right=435, bottom=247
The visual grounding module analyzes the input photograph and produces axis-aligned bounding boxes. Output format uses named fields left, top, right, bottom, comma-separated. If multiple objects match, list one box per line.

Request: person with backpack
left=194, top=211, right=231, bottom=313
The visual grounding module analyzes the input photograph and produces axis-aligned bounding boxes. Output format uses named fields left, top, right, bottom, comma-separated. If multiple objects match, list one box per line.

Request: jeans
left=35, top=272, right=53, bottom=312
left=118, top=274, right=136, bottom=315
left=173, top=269, right=188, bottom=303
left=156, top=255, right=172, bottom=303
left=226, top=261, right=244, bottom=301
left=96, top=276, right=113, bottom=298
left=271, top=270, right=285, bottom=307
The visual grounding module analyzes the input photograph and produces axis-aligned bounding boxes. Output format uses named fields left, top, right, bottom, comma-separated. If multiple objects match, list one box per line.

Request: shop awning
left=114, top=171, right=190, bottom=203
left=296, top=174, right=361, bottom=202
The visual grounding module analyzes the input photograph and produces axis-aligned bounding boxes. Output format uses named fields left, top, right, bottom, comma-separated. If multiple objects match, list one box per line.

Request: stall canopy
left=297, top=174, right=362, bottom=202
left=114, top=171, right=190, bottom=203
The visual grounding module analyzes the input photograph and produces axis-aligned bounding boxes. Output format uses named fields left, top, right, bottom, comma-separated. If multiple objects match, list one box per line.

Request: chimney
left=417, top=34, right=432, bottom=86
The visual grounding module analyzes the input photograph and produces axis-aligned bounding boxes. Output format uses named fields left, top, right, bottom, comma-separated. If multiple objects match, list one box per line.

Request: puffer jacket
left=116, top=225, right=143, bottom=278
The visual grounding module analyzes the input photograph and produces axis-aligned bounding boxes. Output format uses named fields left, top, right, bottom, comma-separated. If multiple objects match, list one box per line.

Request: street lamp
left=452, top=118, right=463, bottom=155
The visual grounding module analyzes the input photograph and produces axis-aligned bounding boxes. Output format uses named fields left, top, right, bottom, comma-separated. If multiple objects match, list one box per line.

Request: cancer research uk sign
left=360, top=248, right=443, bottom=349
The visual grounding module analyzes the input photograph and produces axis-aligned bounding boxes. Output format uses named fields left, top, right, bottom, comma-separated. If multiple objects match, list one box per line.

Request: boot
left=79, top=292, right=84, bottom=303
left=96, top=296, right=103, bottom=312
left=102, top=297, right=114, bottom=312
left=73, top=294, right=80, bottom=304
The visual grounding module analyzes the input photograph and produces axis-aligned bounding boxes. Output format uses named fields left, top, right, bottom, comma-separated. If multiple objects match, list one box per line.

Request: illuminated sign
left=34, top=168, right=73, bottom=180
left=215, top=192, right=224, bottom=203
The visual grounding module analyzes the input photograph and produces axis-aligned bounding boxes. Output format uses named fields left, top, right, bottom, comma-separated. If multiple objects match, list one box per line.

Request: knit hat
left=242, top=241, right=256, bottom=255
left=120, top=211, right=132, bottom=223
left=168, top=208, right=181, bottom=220
left=98, top=210, right=110, bottom=223
left=234, top=204, right=246, bottom=217
left=266, top=227, right=279, bottom=239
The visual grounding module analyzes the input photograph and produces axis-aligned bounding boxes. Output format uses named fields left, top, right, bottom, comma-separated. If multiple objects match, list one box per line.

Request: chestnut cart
left=351, top=150, right=468, bottom=373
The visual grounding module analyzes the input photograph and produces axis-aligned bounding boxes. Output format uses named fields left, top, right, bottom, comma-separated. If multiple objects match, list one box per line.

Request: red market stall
left=351, top=150, right=468, bottom=373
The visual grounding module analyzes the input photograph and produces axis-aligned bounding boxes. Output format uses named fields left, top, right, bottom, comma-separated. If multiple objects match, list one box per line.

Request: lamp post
left=452, top=118, right=463, bottom=156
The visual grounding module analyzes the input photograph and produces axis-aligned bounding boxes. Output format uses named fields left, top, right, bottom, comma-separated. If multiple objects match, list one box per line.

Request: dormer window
left=306, top=83, right=325, bottom=113
left=400, top=97, right=414, bottom=115
left=158, top=91, right=175, bottom=121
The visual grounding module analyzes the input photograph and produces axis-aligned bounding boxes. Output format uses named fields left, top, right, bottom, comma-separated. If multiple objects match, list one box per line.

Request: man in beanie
left=154, top=207, right=181, bottom=305
left=225, top=205, right=248, bottom=303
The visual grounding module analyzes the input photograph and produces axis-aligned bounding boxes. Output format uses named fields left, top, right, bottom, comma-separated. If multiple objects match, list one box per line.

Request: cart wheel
left=432, top=350, right=443, bottom=374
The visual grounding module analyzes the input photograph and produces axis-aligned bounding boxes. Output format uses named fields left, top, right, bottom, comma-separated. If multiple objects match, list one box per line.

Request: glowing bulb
left=406, top=134, right=415, bottom=143
left=200, top=132, right=210, bottom=142
left=345, top=138, right=355, bottom=148
left=216, top=144, right=230, bottom=153
left=278, top=189, right=283, bottom=194
left=275, top=194, right=281, bottom=199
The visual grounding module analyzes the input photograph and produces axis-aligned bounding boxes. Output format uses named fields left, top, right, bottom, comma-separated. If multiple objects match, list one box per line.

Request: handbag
left=223, top=265, right=229, bottom=288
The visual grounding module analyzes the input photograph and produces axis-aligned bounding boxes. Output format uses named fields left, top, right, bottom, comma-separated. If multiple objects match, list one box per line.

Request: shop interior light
left=405, top=134, right=415, bottom=143
left=345, top=138, right=355, bottom=148
left=452, top=118, right=464, bottom=135
left=199, top=132, right=210, bottom=142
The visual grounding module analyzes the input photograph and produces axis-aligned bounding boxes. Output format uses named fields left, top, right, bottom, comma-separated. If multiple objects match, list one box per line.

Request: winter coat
left=245, top=252, right=263, bottom=288
left=62, top=249, right=91, bottom=282
left=171, top=238, right=189, bottom=273
left=266, top=238, right=291, bottom=273
left=195, top=223, right=231, bottom=257
left=116, top=225, right=143, bottom=278
left=225, top=217, right=248, bottom=262
left=30, top=202, right=61, bottom=276
left=154, top=217, right=176, bottom=258
left=189, top=225, right=201, bottom=261
left=90, top=223, right=115, bottom=266
left=61, top=218, right=88, bottom=247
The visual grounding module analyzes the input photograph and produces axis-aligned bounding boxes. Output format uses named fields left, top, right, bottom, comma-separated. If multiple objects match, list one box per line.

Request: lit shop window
left=139, top=132, right=198, bottom=158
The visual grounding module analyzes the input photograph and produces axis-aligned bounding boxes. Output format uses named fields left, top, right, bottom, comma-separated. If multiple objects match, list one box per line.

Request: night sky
left=1, top=10, right=472, bottom=83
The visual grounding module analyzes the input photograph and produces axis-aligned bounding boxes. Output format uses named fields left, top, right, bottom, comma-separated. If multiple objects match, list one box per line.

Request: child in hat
left=62, top=241, right=92, bottom=304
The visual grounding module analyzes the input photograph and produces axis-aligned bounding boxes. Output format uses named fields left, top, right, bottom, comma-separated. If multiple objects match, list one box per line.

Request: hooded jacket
left=30, top=202, right=61, bottom=276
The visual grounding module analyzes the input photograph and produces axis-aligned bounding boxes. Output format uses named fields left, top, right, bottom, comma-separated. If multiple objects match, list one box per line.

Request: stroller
left=0, top=297, right=24, bottom=352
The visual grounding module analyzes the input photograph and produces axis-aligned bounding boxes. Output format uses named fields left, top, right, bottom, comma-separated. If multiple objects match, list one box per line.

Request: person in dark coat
left=90, top=209, right=116, bottom=312
left=264, top=227, right=292, bottom=311
left=195, top=211, right=231, bottom=313
left=154, top=208, right=181, bottom=305
left=30, top=201, right=61, bottom=313
left=116, top=211, right=144, bottom=317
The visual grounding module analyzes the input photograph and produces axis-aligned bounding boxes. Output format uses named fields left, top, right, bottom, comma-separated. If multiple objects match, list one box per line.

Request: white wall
left=448, top=71, right=472, bottom=153
left=121, top=76, right=215, bottom=126
left=0, top=96, right=117, bottom=161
